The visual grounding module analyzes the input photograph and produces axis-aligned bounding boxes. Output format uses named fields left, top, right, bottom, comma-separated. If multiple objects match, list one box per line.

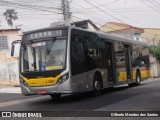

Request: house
left=100, top=22, right=131, bottom=32
left=141, top=28, right=160, bottom=77
left=141, top=28, right=160, bottom=46
left=0, top=29, right=22, bottom=85
left=71, top=20, right=100, bottom=31
left=100, top=22, right=160, bottom=77
left=100, top=22, right=144, bottom=42
left=107, top=27, right=144, bottom=41
left=50, top=20, right=100, bottom=31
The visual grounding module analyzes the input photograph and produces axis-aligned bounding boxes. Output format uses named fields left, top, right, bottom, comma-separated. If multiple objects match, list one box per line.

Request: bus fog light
left=57, top=73, right=69, bottom=85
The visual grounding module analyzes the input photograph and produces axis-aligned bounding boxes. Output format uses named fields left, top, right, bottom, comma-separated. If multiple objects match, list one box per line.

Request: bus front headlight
left=20, top=78, right=28, bottom=87
left=57, top=73, right=69, bottom=85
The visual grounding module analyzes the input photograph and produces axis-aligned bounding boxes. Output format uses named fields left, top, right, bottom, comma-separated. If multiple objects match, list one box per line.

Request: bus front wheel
left=93, top=74, right=102, bottom=95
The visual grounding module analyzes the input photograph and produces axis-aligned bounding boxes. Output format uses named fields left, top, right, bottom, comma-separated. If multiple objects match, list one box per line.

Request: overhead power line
left=152, top=0, right=160, bottom=6
left=0, top=0, right=60, bottom=14
left=140, top=0, right=160, bottom=13
left=147, top=0, right=160, bottom=9
left=75, top=0, right=120, bottom=12
left=71, top=3, right=113, bottom=21
left=83, top=0, right=160, bottom=37
left=84, top=0, right=124, bottom=23
left=0, top=0, right=160, bottom=38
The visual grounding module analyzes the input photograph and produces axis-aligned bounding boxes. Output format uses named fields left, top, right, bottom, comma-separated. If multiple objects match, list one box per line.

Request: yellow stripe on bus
left=140, top=70, right=150, bottom=78
left=46, top=66, right=63, bottom=70
left=118, top=72, right=127, bottom=82
left=132, top=71, right=136, bottom=80
left=118, top=70, right=150, bottom=82
left=23, top=75, right=61, bottom=87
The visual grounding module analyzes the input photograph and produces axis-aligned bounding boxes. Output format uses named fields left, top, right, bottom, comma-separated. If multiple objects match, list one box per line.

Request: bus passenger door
left=125, top=45, right=132, bottom=82
left=105, top=42, right=115, bottom=86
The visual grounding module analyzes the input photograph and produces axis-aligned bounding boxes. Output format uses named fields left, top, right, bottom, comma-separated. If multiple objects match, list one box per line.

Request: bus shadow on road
left=28, top=85, right=140, bottom=111
left=54, top=86, right=131, bottom=102
left=34, top=85, right=133, bottom=103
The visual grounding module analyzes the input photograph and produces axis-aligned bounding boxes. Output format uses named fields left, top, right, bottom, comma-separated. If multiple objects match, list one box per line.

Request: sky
left=0, top=0, right=160, bottom=32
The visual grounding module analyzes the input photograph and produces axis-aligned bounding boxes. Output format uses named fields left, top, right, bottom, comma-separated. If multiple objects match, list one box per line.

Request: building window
left=0, top=36, right=8, bottom=50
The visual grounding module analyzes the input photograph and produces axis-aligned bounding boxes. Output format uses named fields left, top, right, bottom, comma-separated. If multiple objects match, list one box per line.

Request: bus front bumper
left=20, top=81, right=73, bottom=96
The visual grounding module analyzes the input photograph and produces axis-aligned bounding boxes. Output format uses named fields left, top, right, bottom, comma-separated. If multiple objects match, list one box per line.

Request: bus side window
left=71, top=37, right=85, bottom=61
left=71, top=41, right=77, bottom=61
left=71, top=35, right=86, bottom=75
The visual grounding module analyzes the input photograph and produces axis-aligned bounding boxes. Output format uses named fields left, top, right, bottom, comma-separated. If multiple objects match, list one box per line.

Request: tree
left=149, top=45, right=160, bottom=61
left=3, top=9, right=18, bottom=28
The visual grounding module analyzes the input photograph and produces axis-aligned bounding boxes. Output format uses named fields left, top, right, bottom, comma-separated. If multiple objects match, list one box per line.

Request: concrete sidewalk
left=0, top=85, right=21, bottom=93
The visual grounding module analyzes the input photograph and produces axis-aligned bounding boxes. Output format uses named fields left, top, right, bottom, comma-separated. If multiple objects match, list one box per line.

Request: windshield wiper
left=46, top=37, right=56, bottom=55
left=28, top=40, right=34, bottom=57
left=28, top=40, right=37, bottom=71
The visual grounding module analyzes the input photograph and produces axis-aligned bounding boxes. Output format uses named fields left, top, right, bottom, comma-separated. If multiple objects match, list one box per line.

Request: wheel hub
left=95, top=81, right=100, bottom=90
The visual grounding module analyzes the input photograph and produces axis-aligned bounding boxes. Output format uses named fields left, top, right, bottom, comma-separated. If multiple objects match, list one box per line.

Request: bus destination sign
left=26, top=30, right=67, bottom=40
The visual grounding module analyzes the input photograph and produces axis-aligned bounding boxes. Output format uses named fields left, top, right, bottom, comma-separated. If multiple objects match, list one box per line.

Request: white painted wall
left=150, top=56, right=159, bottom=77
left=0, top=30, right=21, bottom=85
left=0, top=61, right=19, bottom=84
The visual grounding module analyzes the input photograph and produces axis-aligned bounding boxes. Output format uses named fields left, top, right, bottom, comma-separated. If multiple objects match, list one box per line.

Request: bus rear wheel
left=129, top=71, right=141, bottom=87
left=135, top=71, right=141, bottom=86
left=93, top=74, right=102, bottom=96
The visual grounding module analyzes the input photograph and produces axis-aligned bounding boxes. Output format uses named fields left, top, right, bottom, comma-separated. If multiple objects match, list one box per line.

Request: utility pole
left=61, top=0, right=71, bottom=26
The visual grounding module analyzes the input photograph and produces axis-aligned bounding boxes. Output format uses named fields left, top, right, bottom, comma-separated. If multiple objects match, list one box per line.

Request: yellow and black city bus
left=11, top=26, right=150, bottom=99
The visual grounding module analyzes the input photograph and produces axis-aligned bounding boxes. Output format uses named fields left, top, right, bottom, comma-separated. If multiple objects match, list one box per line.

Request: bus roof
left=23, top=26, right=69, bottom=35
left=23, top=26, right=147, bottom=46
left=70, top=26, right=148, bottom=46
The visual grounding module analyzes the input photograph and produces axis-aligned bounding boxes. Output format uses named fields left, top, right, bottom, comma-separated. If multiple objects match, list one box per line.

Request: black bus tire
left=136, top=71, right=141, bottom=86
left=93, top=74, right=102, bottom=96
left=129, top=71, right=141, bottom=87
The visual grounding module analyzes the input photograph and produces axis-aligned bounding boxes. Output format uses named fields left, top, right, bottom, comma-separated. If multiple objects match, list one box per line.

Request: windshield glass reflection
left=21, top=39, right=66, bottom=72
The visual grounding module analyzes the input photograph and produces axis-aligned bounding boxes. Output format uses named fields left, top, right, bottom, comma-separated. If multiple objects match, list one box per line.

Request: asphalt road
left=0, top=78, right=160, bottom=119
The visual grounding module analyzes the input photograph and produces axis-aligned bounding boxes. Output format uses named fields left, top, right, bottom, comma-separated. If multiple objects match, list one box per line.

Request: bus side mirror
left=11, top=40, right=21, bottom=58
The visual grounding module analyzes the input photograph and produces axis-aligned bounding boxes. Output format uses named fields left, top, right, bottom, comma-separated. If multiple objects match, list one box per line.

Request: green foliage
left=3, top=9, right=18, bottom=28
left=149, top=45, right=160, bottom=61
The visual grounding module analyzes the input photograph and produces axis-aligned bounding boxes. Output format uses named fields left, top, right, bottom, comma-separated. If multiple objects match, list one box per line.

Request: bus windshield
left=20, top=38, right=67, bottom=72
